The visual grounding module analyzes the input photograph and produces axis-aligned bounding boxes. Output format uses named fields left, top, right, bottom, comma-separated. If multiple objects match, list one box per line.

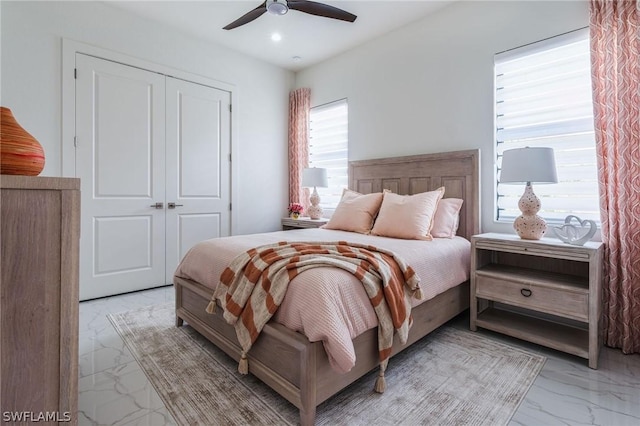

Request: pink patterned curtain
left=590, top=0, right=640, bottom=353
left=288, top=88, right=311, bottom=210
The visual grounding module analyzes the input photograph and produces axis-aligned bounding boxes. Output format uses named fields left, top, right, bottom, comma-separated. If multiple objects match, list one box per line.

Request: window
left=309, top=99, right=348, bottom=210
left=495, top=28, right=600, bottom=224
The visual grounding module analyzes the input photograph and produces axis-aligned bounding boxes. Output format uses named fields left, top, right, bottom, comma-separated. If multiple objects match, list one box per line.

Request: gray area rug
left=109, top=304, right=545, bottom=425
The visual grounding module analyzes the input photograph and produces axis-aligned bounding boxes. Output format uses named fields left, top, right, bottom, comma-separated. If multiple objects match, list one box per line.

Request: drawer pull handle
left=521, top=288, right=532, bottom=297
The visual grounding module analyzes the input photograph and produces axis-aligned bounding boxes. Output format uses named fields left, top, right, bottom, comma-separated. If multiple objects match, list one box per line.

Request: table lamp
left=500, top=147, right=558, bottom=240
left=302, top=167, right=328, bottom=220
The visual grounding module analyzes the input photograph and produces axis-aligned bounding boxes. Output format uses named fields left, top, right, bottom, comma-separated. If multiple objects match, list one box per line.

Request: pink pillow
left=370, top=188, right=445, bottom=240
left=430, top=198, right=464, bottom=238
left=322, top=189, right=384, bottom=234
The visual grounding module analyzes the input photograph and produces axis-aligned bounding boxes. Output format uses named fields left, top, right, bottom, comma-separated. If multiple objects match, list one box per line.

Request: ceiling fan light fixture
left=223, top=0, right=356, bottom=30
left=266, top=0, right=289, bottom=16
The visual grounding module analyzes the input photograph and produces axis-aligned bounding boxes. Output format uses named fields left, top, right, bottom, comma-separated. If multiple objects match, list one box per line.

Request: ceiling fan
left=223, top=0, right=357, bottom=30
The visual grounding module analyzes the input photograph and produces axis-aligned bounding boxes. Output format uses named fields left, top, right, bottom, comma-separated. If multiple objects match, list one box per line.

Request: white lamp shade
left=302, top=167, right=328, bottom=188
left=500, top=147, right=558, bottom=184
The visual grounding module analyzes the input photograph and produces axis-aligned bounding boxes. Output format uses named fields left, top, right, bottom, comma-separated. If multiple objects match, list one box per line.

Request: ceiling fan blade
left=287, top=0, right=357, bottom=23
left=223, top=1, right=267, bottom=30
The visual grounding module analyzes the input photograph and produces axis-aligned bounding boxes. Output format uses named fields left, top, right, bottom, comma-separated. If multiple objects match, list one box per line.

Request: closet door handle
left=168, top=202, right=184, bottom=209
left=150, top=202, right=164, bottom=209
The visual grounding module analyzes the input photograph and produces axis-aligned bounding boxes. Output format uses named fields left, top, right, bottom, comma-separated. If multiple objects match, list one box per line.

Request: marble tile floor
left=78, top=286, right=640, bottom=426
left=78, top=286, right=176, bottom=425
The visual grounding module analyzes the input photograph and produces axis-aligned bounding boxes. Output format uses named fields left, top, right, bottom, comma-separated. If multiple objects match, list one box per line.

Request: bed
left=174, top=149, right=480, bottom=425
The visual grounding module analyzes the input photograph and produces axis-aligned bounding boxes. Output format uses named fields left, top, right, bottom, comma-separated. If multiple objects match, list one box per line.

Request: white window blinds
left=495, top=28, right=600, bottom=223
left=309, top=99, right=348, bottom=209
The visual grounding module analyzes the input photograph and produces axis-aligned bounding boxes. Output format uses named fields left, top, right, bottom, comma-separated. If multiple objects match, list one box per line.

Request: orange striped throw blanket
left=206, top=240, right=422, bottom=392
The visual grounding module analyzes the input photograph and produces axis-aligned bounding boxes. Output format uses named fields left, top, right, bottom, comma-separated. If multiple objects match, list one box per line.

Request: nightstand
left=470, top=232, right=603, bottom=368
left=282, top=217, right=329, bottom=230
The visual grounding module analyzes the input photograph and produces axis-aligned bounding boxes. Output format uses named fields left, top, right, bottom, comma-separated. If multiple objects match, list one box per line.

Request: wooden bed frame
left=174, top=149, right=480, bottom=425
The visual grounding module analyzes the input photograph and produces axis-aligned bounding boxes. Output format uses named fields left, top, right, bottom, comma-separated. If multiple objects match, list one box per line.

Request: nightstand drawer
left=475, top=274, right=589, bottom=322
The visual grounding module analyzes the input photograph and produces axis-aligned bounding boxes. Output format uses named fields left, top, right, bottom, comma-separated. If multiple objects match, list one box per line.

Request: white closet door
left=76, top=54, right=166, bottom=300
left=165, top=77, right=232, bottom=280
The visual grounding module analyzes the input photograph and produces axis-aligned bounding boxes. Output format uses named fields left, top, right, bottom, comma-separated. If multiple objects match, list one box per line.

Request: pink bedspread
left=174, top=228, right=470, bottom=373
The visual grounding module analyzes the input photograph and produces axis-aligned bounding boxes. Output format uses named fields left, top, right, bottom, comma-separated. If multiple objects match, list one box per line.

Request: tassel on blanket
left=205, top=300, right=217, bottom=314
left=413, top=286, right=423, bottom=300
left=374, top=368, right=386, bottom=393
left=238, top=351, right=249, bottom=375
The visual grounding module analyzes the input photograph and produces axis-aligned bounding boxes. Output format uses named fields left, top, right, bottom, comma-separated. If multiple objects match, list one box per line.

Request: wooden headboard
left=349, top=149, right=480, bottom=241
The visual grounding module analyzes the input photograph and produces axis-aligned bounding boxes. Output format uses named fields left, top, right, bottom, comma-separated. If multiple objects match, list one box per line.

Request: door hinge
left=229, top=104, right=232, bottom=112
left=229, top=203, right=232, bottom=211
left=74, top=68, right=77, bottom=79
left=228, top=153, right=232, bottom=162
left=73, top=136, right=77, bottom=147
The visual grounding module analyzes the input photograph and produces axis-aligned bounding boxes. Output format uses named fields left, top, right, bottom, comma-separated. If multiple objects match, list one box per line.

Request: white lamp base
left=514, top=215, right=547, bottom=240
left=514, top=184, right=547, bottom=240
left=308, top=187, right=323, bottom=219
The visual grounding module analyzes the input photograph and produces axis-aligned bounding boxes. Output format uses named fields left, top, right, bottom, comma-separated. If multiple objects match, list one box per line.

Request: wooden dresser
left=1, top=175, right=80, bottom=424
left=470, top=233, right=603, bottom=369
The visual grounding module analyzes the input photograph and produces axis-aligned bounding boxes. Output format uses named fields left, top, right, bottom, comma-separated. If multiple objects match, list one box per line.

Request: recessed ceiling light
left=271, top=33, right=282, bottom=42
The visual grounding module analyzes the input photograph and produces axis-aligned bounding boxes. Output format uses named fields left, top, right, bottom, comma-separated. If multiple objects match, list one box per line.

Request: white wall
left=295, top=0, right=590, bottom=235
left=0, top=1, right=294, bottom=234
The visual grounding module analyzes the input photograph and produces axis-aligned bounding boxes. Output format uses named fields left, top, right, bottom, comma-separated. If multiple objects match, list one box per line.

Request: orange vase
left=0, top=107, right=45, bottom=176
